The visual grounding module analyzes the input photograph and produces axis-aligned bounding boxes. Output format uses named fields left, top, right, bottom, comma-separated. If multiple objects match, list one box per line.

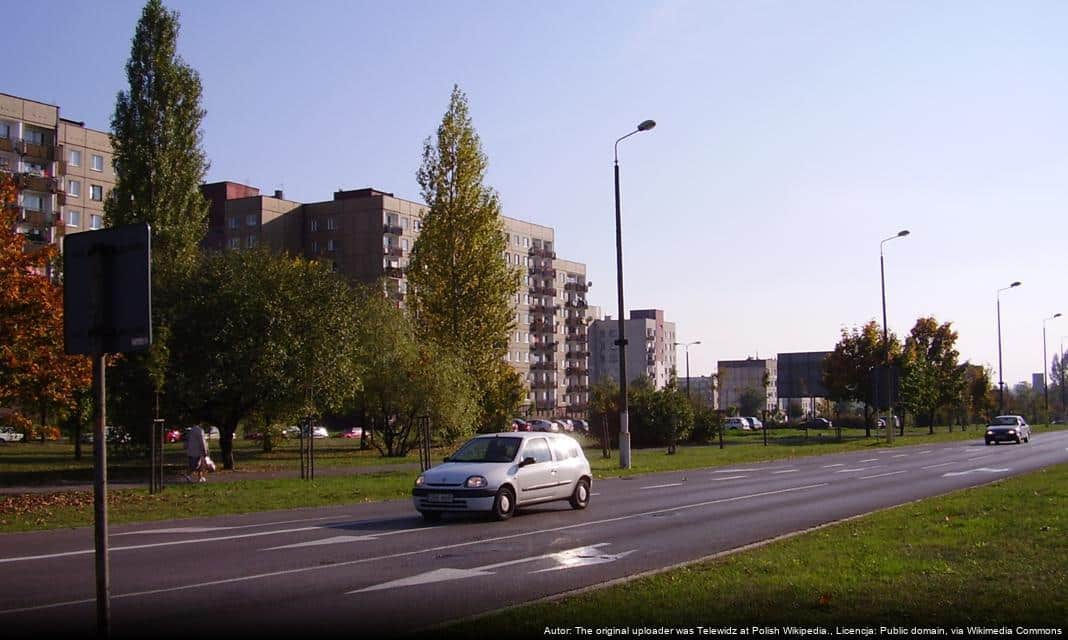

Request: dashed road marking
left=859, top=470, right=908, bottom=480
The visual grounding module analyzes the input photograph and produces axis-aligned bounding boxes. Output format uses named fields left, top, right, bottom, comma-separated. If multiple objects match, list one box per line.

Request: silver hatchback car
left=412, top=432, right=592, bottom=522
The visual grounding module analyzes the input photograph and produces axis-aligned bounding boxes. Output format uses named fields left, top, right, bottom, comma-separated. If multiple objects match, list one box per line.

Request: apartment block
left=201, top=181, right=590, bottom=414
left=717, top=357, right=777, bottom=413
left=1, top=93, right=114, bottom=245
left=679, top=376, right=717, bottom=409
left=589, top=309, right=677, bottom=390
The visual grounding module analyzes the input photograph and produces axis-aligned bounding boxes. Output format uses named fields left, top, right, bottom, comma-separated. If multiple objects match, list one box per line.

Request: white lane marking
left=822, top=463, right=845, bottom=468
left=263, top=527, right=423, bottom=551
left=712, top=475, right=747, bottom=481
left=892, top=454, right=908, bottom=458
left=349, top=543, right=638, bottom=592
left=771, top=470, right=798, bottom=474
left=859, top=470, right=909, bottom=480
left=591, top=492, right=602, bottom=497
left=943, top=467, right=1010, bottom=477
left=0, top=483, right=829, bottom=614
left=860, top=458, right=880, bottom=463
left=916, top=450, right=934, bottom=455
left=921, top=461, right=957, bottom=470
left=640, top=483, right=684, bottom=490
left=835, top=467, right=873, bottom=473
left=712, top=469, right=759, bottom=473
left=113, top=514, right=349, bottom=536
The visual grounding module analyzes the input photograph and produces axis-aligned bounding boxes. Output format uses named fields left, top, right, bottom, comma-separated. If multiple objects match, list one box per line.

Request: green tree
left=738, top=388, right=765, bottom=417
left=407, top=85, right=521, bottom=428
left=965, top=364, right=996, bottom=425
left=105, top=0, right=211, bottom=440
left=823, top=320, right=901, bottom=436
left=350, top=287, right=477, bottom=457
left=900, top=317, right=966, bottom=430
left=165, top=249, right=363, bottom=469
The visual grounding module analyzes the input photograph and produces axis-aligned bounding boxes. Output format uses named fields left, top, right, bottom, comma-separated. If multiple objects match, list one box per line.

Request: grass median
left=440, top=463, right=1068, bottom=634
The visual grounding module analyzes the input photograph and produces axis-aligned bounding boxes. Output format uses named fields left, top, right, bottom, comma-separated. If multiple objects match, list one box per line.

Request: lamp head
left=1055, top=313, right=1063, bottom=319
left=898, top=230, right=910, bottom=237
left=637, top=120, right=656, bottom=132
left=1011, top=281, right=1021, bottom=288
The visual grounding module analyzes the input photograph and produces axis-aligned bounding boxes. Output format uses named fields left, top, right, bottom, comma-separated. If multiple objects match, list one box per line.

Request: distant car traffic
left=985, top=415, right=1031, bottom=445
left=164, top=428, right=183, bottom=443
left=412, top=432, right=592, bottom=522
left=724, top=417, right=750, bottom=430
left=528, top=419, right=558, bottom=432
left=799, top=417, right=833, bottom=430
left=746, top=417, right=764, bottom=430
left=339, top=427, right=363, bottom=439
left=510, top=419, right=530, bottom=432
left=0, top=426, right=24, bottom=443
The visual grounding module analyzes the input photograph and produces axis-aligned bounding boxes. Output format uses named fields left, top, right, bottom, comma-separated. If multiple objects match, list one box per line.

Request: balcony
left=530, top=285, right=557, bottom=297
left=527, top=265, right=556, bottom=278
left=384, top=266, right=404, bottom=279
left=17, top=140, right=54, bottom=163
left=565, top=333, right=588, bottom=343
left=529, top=321, right=557, bottom=334
left=565, top=316, right=585, bottom=327
left=19, top=174, right=59, bottom=193
left=647, top=356, right=656, bottom=365
left=564, top=299, right=588, bottom=309
left=566, top=350, right=591, bottom=359
left=18, top=208, right=57, bottom=227
left=565, top=366, right=589, bottom=376
left=384, top=246, right=404, bottom=258
left=530, top=361, right=556, bottom=371
left=0, top=137, right=15, bottom=153
left=382, top=223, right=403, bottom=235
left=531, top=341, right=557, bottom=352
left=529, top=304, right=559, bottom=315
left=566, top=385, right=589, bottom=394
left=528, top=246, right=556, bottom=259
left=564, top=282, right=589, bottom=292
left=531, top=379, right=557, bottom=390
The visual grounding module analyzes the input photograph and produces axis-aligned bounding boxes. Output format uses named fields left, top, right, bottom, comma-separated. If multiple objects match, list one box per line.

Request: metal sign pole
left=92, top=354, right=110, bottom=638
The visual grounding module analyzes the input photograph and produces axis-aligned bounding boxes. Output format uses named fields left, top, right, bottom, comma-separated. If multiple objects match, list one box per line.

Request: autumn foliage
left=0, top=172, right=91, bottom=436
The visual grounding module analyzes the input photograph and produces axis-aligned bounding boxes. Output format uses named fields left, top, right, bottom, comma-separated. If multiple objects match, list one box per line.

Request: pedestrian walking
left=185, top=424, right=209, bottom=483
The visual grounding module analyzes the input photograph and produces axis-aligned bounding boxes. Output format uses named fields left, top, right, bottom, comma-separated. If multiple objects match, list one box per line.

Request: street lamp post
left=1042, top=313, right=1062, bottom=421
left=880, top=229, right=909, bottom=444
left=1061, top=336, right=1067, bottom=419
left=996, top=282, right=1022, bottom=415
left=614, top=119, right=656, bottom=469
left=672, top=341, right=701, bottom=400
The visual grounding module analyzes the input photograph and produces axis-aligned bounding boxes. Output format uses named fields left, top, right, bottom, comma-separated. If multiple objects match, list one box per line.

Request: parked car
left=412, top=432, right=592, bottom=522
left=311, top=426, right=329, bottom=439
left=339, top=427, right=364, bottom=439
left=876, top=416, right=900, bottom=429
left=985, top=415, right=1031, bottom=445
left=799, top=417, right=833, bottom=430
left=0, top=426, right=24, bottom=443
left=164, top=428, right=183, bottom=443
left=725, top=417, right=751, bottom=430
left=746, top=417, right=764, bottom=430
left=557, top=419, right=574, bottom=432
left=528, top=419, right=559, bottom=433
left=510, top=419, right=530, bottom=432
left=572, top=419, right=590, bottom=434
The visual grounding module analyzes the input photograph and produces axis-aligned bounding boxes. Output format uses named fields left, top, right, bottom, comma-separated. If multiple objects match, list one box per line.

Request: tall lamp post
left=672, top=341, right=701, bottom=399
left=614, top=119, right=656, bottom=469
left=1042, top=313, right=1062, bottom=420
left=1061, top=335, right=1068, bottom=419
left=880, top=229, right=909, bottom=444
left=996, top=281, right=1022, bottom=414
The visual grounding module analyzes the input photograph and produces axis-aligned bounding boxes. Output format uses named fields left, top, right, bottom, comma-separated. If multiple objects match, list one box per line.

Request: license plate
left=427, top=493, right=452, bottom=503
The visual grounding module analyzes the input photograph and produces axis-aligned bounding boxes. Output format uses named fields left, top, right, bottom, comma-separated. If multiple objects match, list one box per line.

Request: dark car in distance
left=799, top=417, right=833, bottom=430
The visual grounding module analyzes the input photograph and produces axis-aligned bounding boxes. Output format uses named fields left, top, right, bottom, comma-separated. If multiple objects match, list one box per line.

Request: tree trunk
left=220, top=424, right=237, bottom=470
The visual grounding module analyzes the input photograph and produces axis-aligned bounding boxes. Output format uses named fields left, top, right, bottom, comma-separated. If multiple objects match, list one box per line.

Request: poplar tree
left=106, top=0, right=209, bottom=276
left=104, top=0, right=209, bottom=437
left=408, top=85, right=522, bottom=428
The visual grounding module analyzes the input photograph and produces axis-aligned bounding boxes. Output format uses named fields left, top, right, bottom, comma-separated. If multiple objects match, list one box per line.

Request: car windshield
left=449, top=437, right=521, bottom=463
left=991, top=416, right=1018, bottom=426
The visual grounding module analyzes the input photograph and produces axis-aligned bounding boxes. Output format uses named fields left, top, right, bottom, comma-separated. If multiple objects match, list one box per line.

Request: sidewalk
left=0, top=462, right=422, bottom=495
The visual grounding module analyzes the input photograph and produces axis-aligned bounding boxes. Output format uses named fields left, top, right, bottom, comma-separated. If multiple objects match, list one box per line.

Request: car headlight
left=986, top=430, right=993, bottom=435
left=415, top=475, right=425, bottom=487
left=465, top=476, right=488, bottom=488
left=1008, top=430, right=1015, bottom=435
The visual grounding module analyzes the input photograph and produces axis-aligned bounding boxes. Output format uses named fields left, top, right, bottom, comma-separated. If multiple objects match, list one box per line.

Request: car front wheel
left=492, top=486, right=516, bottom=521
left=569, top=478, right=591, bottom=510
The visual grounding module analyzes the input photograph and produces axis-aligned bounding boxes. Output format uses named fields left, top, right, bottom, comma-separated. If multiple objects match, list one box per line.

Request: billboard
left=776, top=351, right=831, bottom=398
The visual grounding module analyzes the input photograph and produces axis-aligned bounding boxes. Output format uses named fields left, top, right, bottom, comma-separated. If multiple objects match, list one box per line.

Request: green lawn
left=440, top=463, right=1068, bottom=635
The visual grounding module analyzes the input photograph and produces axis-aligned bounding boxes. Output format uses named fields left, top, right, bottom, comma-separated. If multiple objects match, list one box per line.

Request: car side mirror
left=519, top=456, right=537, bottom=468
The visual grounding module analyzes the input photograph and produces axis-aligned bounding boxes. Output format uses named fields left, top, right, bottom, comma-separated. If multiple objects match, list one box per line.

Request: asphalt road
left=2, top=430, right=1067, bottom=638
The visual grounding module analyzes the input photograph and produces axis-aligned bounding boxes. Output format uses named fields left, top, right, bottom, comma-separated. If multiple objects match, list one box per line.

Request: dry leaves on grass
left=0, top=490, right=164, bottom=526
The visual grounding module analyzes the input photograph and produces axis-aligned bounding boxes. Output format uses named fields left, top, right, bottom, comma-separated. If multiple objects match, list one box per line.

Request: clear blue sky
left=10, top=0, right=1067, bottom=389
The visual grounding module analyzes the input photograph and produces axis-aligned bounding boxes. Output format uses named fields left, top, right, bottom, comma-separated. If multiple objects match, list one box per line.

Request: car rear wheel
left=492, top=486, right=516, bottom=521
left=569, top=478, right=591, bottom=510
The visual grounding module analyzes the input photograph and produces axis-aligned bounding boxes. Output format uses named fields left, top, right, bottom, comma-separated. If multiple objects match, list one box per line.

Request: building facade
left=201, top=181, right=590, bottom=414
left=589, top=309, right=677, bottom=390
left=1, top=93, right=115, bottom=246
left=717, top=358, right=777, bottom=414
left=679, top=376, right=717, bottom=408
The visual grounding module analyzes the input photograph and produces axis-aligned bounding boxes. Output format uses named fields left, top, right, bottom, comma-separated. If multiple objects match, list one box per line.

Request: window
left=23, top=129, right=44, bottom=145
left=229, top=217, right=240, bottom=229
left=228, top=237, right=240, bottom=249
left=90, top=214, right=103, bottom=230
left=91, top=155, right=103, bottom=172
left=0, top=122, right=9, bottom=139
left=246, top=214, right=257, bottom=226
left=66, top=209, right=81, bottom=227
left=68, top=180, right=81, bottom=197
left=523, top=438, right=552, bottom=464
left=90, top=185, right=103, bottom=201
left=69, top=150, right=82, bottom=167
left=327, top=217, right=336, bottom=230
left=312, top=241, right=319, bottom=252
left=327, top=239, right=336, bottom=251
left=246, top=235, right=257, bottom=248
left=22, top=193, right=43, bottom=211
left=402, top=239, right=409, bottom=251
left=310, top=219, right=320, bottom=232
left=401, top=217, right=408, bottom=229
